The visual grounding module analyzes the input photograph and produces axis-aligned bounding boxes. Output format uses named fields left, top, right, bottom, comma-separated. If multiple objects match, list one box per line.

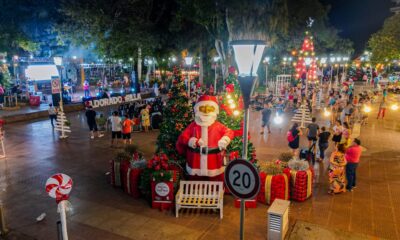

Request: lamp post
left=213, top=56, right=220, bottom=93
left=184, top=56, right=193, bottom=100
left=231, top=39, right=265, bottom=240
left=54, top=57, right=64, bottom=111
left=263, top=57, right=270, bottom=95
left=329, top=57, right=336, bottom=91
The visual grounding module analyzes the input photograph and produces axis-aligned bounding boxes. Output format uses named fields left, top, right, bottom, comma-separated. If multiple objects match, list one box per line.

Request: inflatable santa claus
left=176, top=95, right=234, bottom=181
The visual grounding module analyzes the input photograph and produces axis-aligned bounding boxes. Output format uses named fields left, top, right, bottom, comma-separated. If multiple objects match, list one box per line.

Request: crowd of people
left=257, top=78, right=371, bottom=195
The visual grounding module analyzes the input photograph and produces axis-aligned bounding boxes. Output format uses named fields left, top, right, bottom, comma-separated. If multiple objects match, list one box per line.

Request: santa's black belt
left=188, top=147, right=221, bottom=154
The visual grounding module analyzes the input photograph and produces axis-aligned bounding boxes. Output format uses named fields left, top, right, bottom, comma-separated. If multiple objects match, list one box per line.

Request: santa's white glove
left=198, top=139, right=206, bottom=147
left=218, top=136, right=231, bottom=150
left=188, top=137, right=198, bottom=148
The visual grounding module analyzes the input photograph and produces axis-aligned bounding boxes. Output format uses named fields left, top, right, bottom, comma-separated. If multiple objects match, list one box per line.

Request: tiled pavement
left=0, top=94, right=400, bottom=239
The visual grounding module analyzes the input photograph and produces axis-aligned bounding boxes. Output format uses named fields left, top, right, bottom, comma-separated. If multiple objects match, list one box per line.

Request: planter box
left=234, top=198, right=257, bottom=208
left=151, top=180, right=174, bottom=210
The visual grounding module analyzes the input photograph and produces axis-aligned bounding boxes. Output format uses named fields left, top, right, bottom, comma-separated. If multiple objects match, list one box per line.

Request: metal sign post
left=225, top=159, right=260, bottom=240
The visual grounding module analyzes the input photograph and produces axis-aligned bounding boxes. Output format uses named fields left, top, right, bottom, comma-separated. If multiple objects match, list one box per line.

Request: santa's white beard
left=195, top=114, right=217, bottom=127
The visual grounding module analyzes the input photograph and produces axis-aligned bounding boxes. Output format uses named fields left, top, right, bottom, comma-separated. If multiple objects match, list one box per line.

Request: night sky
left=323, top=0, right=394, bottom=54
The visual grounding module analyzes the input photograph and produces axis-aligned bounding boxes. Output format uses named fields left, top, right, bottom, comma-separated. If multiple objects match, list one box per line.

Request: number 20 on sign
left=225, top=159, right=260, bottom=200
left=225, top=159, right=260, bottom=240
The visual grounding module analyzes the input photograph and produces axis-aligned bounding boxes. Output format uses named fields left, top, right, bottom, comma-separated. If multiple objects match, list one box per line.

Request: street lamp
left=263, top=56, right=270, bottom=95
left=231, top=39, right=265, bottom=240
left=184, top=56, right=193, bottom=100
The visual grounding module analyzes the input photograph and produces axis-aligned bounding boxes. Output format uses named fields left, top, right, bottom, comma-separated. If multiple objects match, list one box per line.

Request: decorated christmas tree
left=291, top=103, right=312, bottom=128
left=217, top=68, right=257, bottom=165
left=156, top=67, right=193, bottom=165
left=294, top=31, right=317, bottom=82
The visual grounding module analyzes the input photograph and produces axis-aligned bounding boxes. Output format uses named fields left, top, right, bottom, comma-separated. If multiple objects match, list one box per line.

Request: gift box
left=110, top=159, right=126, bottom=187
left=286, top=167, right=314, bottom=202
left=121, top=161, right=143, bottom=198
left=234, top=198, right=257, bottom=208
left=151, top=179, right=174, bottom=210
left=257, top=171, right=290, bottom=205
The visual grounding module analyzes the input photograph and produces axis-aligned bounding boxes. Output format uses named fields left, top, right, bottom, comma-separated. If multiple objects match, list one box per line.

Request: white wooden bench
left=175, top=181, right=224, bottom=219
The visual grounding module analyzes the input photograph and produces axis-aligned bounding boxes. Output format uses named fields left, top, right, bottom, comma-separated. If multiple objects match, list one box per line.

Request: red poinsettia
left=228, top=66, right=236, bottom=74
left=225, top=84, right=235, bottom=93
left=147, top=153, right=169, bottom=171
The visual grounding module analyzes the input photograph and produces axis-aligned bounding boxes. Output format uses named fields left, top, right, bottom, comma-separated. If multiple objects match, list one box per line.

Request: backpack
left=287, top=131, right=296, bottom=142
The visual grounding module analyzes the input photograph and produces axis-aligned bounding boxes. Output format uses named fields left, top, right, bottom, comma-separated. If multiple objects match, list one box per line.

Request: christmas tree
left=291, top=103, right=312, bottom=128
left=217, top=68, right=257, bottom=165
left=156, top=67, right=193, bottom=165
left=294, top=31, right=317, bottom=82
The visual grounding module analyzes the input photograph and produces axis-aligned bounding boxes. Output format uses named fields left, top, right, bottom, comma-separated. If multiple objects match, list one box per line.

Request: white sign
left=155, top=182, right=170, bottom=197
left=225, top=159, right=260, bottom=200
left=87, top=94, right=141, bottom=108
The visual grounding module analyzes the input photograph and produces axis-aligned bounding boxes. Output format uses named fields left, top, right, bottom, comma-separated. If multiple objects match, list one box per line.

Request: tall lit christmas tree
left=217, top=67, right=257, bottom=166
left=294, top=31, right=317, bottom=82
left=156, top=67, right=193, bottom=165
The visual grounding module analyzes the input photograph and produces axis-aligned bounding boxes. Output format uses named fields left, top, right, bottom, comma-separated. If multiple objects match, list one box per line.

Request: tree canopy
left=368, top=13, right=400, bottom=63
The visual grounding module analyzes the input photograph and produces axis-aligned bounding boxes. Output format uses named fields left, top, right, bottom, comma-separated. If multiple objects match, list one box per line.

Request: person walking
left=377, top=99, right=387, bottom=119
left=122, top=114, right=135, bottom=144
left=48, top=103, right=58, bottom=128
left=83, top=80, right=90, bottom=97
left=318, top=126, right=331, bottom=162
left=332, top=120, right=343, bottom=147
left=341, top=122, right=351, bottom=147
left=260, top=102, right=272, bottom=134
left=306, top=117, right=319, bottom=150
left=108, top=111, right=122, bottom=147
left=85, top=106, right=104, bottom=139
left=345, top=138, right=362, bottom=192
left=287, top=123, right=302, bottom=156
left=328, top=143, right=347, bottom=194
left=140, top=105, right=151, bottom=132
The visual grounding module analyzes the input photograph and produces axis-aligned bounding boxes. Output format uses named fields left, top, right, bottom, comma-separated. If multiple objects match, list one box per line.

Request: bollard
left=57, top=220, right=63, bottom=240
left=0, top=203, right=9, bottom=236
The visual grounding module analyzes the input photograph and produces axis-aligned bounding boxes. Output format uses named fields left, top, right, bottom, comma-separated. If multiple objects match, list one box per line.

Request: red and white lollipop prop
left=45, top=173, right=73, bottom=201
left=45, top=173, right=73, bottom=240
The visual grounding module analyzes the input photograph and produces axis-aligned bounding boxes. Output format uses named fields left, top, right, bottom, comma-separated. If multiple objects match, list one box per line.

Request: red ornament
left=225, top=84, right=235, bottom=93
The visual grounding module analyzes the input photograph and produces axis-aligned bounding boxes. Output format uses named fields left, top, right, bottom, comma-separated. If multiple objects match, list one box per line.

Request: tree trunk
left=137, top=47, right=142, bottom=83
left=199, top=43, right=204, bottom=85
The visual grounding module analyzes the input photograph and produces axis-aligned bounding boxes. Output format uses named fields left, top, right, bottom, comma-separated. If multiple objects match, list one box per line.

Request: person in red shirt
left=345, top=138, right=362, bottom=191
left=122, top=114, right=135, bottom=144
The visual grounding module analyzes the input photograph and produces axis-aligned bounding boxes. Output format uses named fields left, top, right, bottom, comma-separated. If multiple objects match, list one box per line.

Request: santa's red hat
left=194, top=95, right=219, bottom=114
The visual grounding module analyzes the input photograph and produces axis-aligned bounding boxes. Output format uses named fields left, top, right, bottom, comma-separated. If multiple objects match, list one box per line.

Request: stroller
left=300, top=142, right=316, bottom=165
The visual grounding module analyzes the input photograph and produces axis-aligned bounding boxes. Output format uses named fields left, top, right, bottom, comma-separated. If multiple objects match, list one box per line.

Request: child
left=122, top=114, right=135, bottom=144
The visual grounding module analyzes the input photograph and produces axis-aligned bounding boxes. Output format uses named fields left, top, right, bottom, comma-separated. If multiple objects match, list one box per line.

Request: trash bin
left=29, top=95, right=41, bottom=106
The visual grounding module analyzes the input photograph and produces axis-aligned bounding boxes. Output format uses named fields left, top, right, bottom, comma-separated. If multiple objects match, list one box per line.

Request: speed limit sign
left=225, top=159, right=260, bottom=200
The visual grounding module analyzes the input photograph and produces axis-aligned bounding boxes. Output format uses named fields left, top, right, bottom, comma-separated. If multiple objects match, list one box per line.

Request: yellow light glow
left=230, top=103, right=236, bottom=109
left=233, top=110, right=240, bottom=116
left=363, top=105, right=372, bottom=113
left=227, top=94, right=232, bottom=99
left=391, top=104, right=399, bottom=111
left=323, top=108, right=331, bottom=117
left=228, top=99, right=234, bottom=104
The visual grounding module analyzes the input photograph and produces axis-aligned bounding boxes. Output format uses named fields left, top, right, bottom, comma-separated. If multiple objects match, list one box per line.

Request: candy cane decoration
left=45, top=174, right=73, bottom=240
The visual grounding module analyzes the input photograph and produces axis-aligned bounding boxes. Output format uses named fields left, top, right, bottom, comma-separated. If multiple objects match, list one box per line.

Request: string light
left=391, top=104, right=398, bottom=111
left=233, top=110, right=240, bottom=116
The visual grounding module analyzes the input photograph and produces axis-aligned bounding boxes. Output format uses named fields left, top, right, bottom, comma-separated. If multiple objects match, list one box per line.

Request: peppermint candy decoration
left=45, top=173, right=73, bottom=200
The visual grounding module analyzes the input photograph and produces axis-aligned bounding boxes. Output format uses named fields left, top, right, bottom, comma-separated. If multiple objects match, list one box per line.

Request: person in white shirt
left=48, top=104, right=58, bottom=128
left=107, top=111, right=122, bottom=147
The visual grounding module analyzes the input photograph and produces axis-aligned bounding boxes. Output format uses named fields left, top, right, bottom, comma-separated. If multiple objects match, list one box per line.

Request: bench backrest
left=179, top=181, right=223, bottom=198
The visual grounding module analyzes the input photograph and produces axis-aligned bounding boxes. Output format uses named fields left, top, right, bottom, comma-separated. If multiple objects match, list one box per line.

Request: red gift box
left=257, top=171, right=290, bottom=205
left=286, top=167, right=314, bottom=202
left=234, top=198, right=257, bottom=208
left=110, top=159, right=127, bottom=187
left=121, top=162, right=143, bottom=198
left=151, top=180, right=174, bottom=210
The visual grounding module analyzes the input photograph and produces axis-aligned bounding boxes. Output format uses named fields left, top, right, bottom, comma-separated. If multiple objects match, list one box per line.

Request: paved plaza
left=0, top=97, right=400, bottom=239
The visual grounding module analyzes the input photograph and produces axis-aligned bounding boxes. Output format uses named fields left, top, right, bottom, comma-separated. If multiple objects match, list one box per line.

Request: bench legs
left=175, top=205, right=179, bottom=218
left=220, top=205, right=223, bottom=219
